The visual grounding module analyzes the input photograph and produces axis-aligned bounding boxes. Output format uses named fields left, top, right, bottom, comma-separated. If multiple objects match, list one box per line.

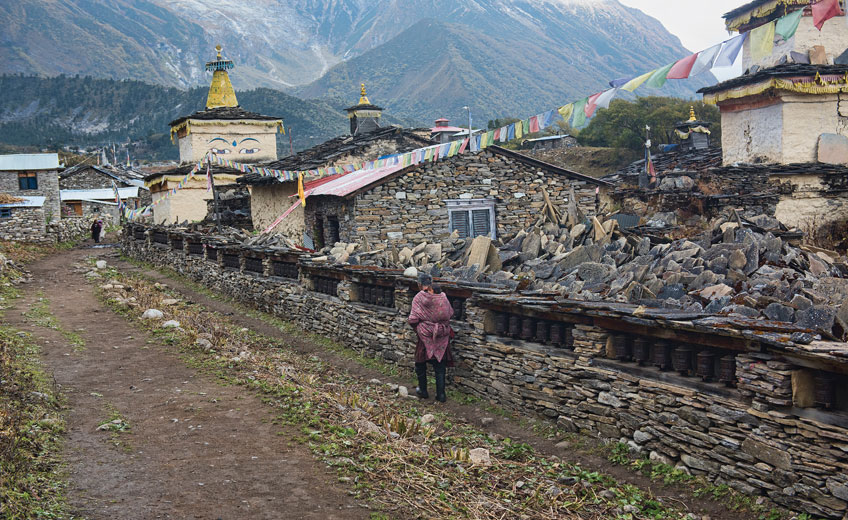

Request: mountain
left=2, top=0, right=715, bottom=124
left=0, top=75, right=365, bottom=160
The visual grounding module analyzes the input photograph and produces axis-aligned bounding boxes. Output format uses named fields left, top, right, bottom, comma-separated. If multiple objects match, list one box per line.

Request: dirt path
left=6, top=246, right=369, bottom=520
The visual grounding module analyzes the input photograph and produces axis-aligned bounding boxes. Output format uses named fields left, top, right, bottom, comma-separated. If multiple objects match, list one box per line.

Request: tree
left=577, top=97, right=720, bottom=152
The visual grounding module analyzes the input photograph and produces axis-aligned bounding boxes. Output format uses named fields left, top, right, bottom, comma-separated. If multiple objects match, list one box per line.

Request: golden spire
left=358, top=83, right=371, bottom=105
left=205, top=44, right=238, bottom=110
left=688, top=106, right=697, bottom=122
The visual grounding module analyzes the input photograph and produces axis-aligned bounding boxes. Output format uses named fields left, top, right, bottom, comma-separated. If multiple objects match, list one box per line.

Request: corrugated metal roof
left=60, top=187, right=139, bottom=201
left=0, top=153, right=59, bottom=171
left=308, top=163, right=406, bottom=198
left=0, top=196, right=46, bottom=208
left=525, top=135, right=572, bottom=142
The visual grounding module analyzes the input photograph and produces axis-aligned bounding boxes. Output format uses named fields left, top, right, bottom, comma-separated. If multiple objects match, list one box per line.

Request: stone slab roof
left=60, top=164, right=147, bottom=187
left=170, top=106, right=281, bottom=128
left=698, top=64, right=848, bottom=94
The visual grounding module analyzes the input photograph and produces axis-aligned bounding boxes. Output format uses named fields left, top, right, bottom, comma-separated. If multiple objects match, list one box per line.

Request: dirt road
left=6, top=246, right=369, bottom=520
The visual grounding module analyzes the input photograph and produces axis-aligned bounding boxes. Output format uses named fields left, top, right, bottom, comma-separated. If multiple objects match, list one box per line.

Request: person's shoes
left=435, top=392, right=446, bottom=403
left=435, top=367, right=447, bottom=403
left=416, top=387, right=429, bottom=399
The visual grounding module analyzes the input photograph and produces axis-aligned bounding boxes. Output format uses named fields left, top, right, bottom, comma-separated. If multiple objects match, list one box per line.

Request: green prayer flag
left=522, top=119, right=530, bottom=135
left=645, top=63, right=675, bottom=89
left=776, top=9, right=803, bottom=40
left=572, top=98, right=588, bottom=128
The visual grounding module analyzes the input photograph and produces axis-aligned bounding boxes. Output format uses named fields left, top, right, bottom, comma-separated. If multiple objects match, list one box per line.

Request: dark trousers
left=92, top=230, right=101, bottom=243
left=415, top=358, right=447, bottom=400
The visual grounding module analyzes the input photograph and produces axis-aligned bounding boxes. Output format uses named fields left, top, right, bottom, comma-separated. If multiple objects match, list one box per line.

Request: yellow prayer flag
left=298, top=171, right=306, bottom=207
left=558, top=104, right=574, bottom=124
left=515, top=121, right=524, bottom=139
left=622, top=70, right=655, bottom=92
left=750, top=21, right=775, bottom=62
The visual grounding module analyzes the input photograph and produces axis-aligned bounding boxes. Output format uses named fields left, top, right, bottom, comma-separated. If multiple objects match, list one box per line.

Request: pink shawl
left=408, top=291, right=453, bottom=362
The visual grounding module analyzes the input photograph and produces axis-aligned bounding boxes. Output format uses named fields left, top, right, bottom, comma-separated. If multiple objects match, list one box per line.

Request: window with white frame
left=446, top=199, right=496, bottom=239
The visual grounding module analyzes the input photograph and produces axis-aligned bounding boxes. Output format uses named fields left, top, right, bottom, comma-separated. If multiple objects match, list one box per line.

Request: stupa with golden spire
left=344, top=83, right=384, bottom=136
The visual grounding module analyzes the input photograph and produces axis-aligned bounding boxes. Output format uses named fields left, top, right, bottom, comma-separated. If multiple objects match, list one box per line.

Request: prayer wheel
left=672, top=347, right=693, bottom=376
left=495, top=313, right=508, bottom=336
left=521, top=317, right=535, bottom=341
left=451, top=298, right=462, bottom=319
left=564, top=326, right=574, bottom=350
left=653, top=341, right=672, bottom=371
left=696, top=350, right=715, bottom=382
left=535, top=321, right=549, bottom=344
left=632, top=337, right=650, bottom=366
left=384, top=287, right=394, bottom=307
left=508, top=315, right=521, bottom=338
left=549, top=322, right=563, bottom=347
left=613, top=335, right=631, bottom=361
left=719, top=355, right=736, bottom=386
left=814, top=372, right=837, bottom=409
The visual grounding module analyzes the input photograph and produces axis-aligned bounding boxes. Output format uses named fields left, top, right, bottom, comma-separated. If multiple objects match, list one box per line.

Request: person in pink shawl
left=408, top=273, right=455, bottom=402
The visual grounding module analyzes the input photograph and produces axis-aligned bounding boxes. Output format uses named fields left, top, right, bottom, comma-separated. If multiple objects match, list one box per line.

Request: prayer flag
left=586, top=91, right=603, bottom=117
left=493, top=128, right=501, bottom=141
left=474, top=134, right=482, bottom=151
left=558, top=104, right=574, bottom=125
left=622, top=70, right=654, bottom=92
left=750, top=21, right=776, bottom=62
left=522, top=119, right=530, bottom=135
left=541, top=109, right=555, bottom=129
left=645, top=62, right=675, bottom=89
left=714, top=33, right=747, bottom=67
left=609, top=77, right=632, bottom=88
left=486, top=130, right=495, bottom=147
left=515, top=121, right=523, bottom=139
left=776, top=8, right=804, bottom=40
left=595, top=88, right=618, bottom=110
left=813, top=0, right=842, bottom=30
left=529, top=116, right=540, bottom=133
left=690, top=44, right=721, bottom=77
left=459, top=137, right=469, bottom=154
left=667, top=53, right=699, bottom=79
left=499, top=126, right=509, bottom=142
left=572, top=98, right=588, bottom=128
left=298, top=171, right=305, bottom=207
left=206, top=162, right=213, bottom=192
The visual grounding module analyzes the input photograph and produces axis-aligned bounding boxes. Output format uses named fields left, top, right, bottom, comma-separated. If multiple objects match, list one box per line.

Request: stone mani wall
left=123, top=226, right=848, bottom=518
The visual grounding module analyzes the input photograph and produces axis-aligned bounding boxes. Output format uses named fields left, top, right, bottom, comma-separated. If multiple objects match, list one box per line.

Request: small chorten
left=205, top=44, right=238, bottom=109
left=674, top=107, right=712, bottom=151
left=344, top=84, right=383, bottom=135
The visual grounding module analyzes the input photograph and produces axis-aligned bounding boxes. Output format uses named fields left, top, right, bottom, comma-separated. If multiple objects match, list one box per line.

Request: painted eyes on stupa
left=239, top=148, right=260, bottom=154
left=210, top=148, right=232, bottom=154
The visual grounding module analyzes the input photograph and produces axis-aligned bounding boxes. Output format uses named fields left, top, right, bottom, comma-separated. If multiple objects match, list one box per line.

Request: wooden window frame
left=446, top=198, right=496, bottom=240
left=17, top=172, right=38, bottom=190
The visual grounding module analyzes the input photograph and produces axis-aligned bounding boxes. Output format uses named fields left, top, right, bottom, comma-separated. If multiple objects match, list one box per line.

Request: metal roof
left=308, top=163, right=406, bottom=198
left=0, top=196, right=46, bottom=208
left=431, top=126, right=466, bottom=133
left=0, top=153, right=59, bottom=171
left=60, top=187, right=139, bottom=201
left=525, top=135, right=572, bottom=142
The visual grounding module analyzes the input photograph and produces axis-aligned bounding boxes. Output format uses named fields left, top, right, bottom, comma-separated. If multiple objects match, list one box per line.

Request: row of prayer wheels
left=611, top=334, right=737, bottom=386
left=359, top=284, right=395, bottom=307
left=493, top=312, right=574, bottom=349
left=315, top=276, right=340, bottom=296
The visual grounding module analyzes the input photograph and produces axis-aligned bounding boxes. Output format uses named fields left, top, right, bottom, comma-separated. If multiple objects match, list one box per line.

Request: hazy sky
left=618, top=0, right=741, bottom=52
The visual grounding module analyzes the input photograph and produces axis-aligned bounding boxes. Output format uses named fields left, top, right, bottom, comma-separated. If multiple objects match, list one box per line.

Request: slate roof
left=698, top=64, right=848, bottom=94
left=170, top=106, right=281, bottom=128
left=143, top=163, right=244, bottom=183
left=239, top=126, right=435, bottom=186
left=604, top=147, right=723, bottom=183
left=60, top=164, right=147, bottom=187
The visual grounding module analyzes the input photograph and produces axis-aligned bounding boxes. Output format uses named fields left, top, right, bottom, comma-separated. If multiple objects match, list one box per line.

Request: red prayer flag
left=813, top=0, right=843, bottom=30
left=666, top=53, right=699, bottom=79
left=585, top=91, right=603, bottom=118
left=529, top=115, right=540, bottom=133
left=458, top=138, right=469, bottom=154
left=493, top=128, right=501, bottom=140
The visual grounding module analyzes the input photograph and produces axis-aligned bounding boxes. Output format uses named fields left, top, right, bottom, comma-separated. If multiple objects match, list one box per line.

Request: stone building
left=302, top=145, right=609, bottom=249
left=145, top=45, right=283, bottom=224
left=240, top=88, right=434, bottom=240
left=59, top=163, right=150, bottom=220
left=0, top=195, right=48, bottom=242
left=0, top=153, right=61, bottom=222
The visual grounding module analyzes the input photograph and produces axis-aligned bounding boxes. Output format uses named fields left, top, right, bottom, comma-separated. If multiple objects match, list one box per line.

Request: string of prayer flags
left=714, top=33, right=747, bottom=68
left=667, top=53, right=699, bottom=79
left=622, top=70, right=654, bottom=92
left=645, top=62, right=675, bottom=89
left=813, top=0, right=842, bottom=30
left=776, top=8, right=804, bottom=40
left=690, top=43, right=721, bottom=77
left=750, top=20, right=776, bottom=62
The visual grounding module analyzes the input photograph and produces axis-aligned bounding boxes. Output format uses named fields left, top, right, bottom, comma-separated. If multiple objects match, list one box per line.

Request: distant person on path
left=408, top=273, right=454, bottom=403
left=90, top=218, right=103, bottom=243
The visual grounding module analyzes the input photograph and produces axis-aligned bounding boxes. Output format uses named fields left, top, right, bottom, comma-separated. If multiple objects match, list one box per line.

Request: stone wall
left=0, top=206, right=48, bottom=243
left=47, top=217, right=91, bottom=243
left=0, top=169, right=61, bottom=221
left=305, top=149, right=602, bottom=250
left=123, top=225, right=848, bottom=518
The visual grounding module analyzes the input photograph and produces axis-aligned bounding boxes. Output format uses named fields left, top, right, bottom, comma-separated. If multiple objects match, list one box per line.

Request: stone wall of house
left=0, top=170, right=61, bottom=221
left=0, top=206, right=48, bottom=243
left=249, top=183, right=302, bottom=239
left=306, top=150, right=601, bottom=250
left=123, top=224, right=848, bottom=519
left=47, top=217, right=92, bottom=243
